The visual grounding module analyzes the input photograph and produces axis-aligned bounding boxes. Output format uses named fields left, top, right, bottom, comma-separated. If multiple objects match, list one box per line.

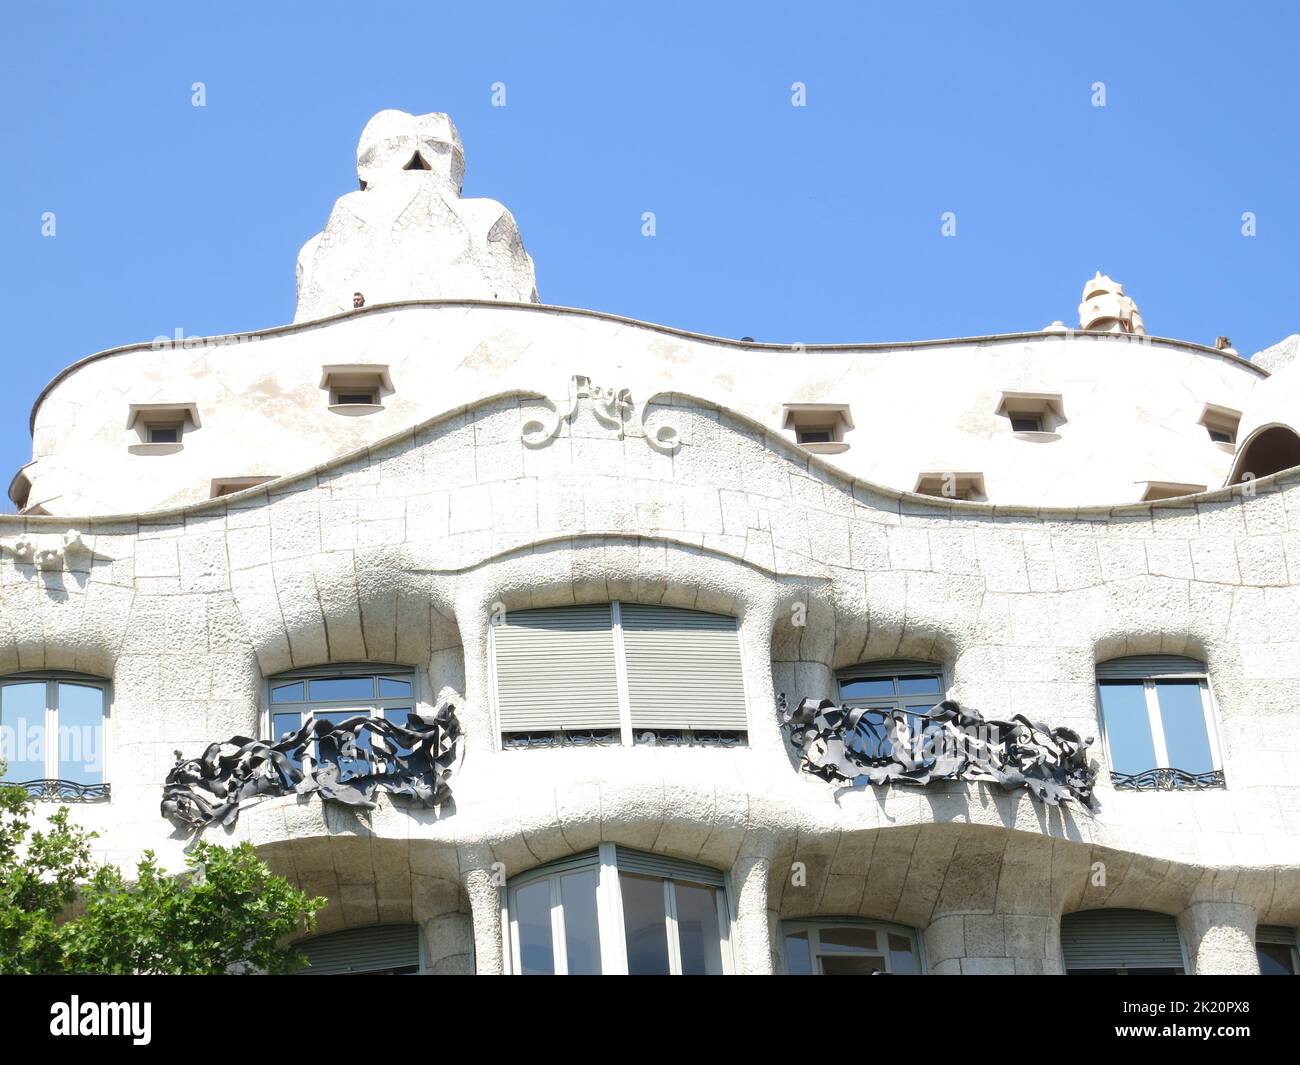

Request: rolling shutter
left=1060, top=909, right=1185, bottom=972
left=296, top=924, right=420, bottom=975
left=492, top=605, right=621, bottom=733
left=615, top=847, right=726, bottom=887
left=619, top=604, right=748, bottom=731
left=1095, top=656, right=1205, bottom=680
left=1257, top=924, right=1299, bottom=946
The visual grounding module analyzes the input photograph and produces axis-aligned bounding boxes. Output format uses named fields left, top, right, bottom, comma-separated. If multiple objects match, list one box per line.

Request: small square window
left=1198, top=404, right=1241, bottom=448
left=147, top=423, right=181, bottom=444
left=914, top=472, right=986, bottom=501
left=782, top=404, right=853, bottom=453
left=334, top=391, right=377, bottom=406
left=996, top=392, right=1062, bottom=435
left=1009, top=413, right=1044, bottom=433
left=320, top=364, right=391, bottom=413
left=795, top=427, right=833, bottom=444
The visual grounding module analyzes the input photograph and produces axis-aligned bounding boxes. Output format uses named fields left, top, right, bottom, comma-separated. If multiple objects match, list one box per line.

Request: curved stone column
left=731, top=840, right=775, bottom=975
left=1177, top=902, right=1260, bottom=975
left=460, top=848, right=505, bottom=975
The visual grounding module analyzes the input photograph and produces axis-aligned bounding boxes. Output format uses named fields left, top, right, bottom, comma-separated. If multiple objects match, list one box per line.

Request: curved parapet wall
left=19, top=301, right=1282, bottom=516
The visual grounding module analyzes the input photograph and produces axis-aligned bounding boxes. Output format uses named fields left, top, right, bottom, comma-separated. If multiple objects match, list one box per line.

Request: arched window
left=268, top=664, right=417, bottom=774
left=490, top=602, right=748, bottom=748
left=1060, top=909, right=1186, bottom=974
left=1229, top=424, right=1300, bottom=484
left=505, top=846, right=733, bottom=975
left=781, top=918, right=923, bottom=975
left=1094, top=656, right=1224, bottom=790
left=292, top=924, right=422, bottom=975
left=0, top=673, right=109, bottom=801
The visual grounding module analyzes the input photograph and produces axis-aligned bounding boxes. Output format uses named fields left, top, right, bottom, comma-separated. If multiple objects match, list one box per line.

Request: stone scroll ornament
left=521, top=374, right=681, bottom=454
left=779, top=695, right=1097, bottom=808
left=161, top=705, right=460, bottom=830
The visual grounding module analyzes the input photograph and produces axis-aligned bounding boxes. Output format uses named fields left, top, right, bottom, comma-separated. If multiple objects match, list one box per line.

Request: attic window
left=1198, top=404, right=1241, bottom=447
left=915, top=472, right=986, bottom=501
left=782, top=404, right=853, bottom=455
left=126, top=403, right=200, bottom=451
left=995, top=391, right=1064, bottom=435
left=1140, top=481, right=1206, bottom=502
left=403, top=151, right=431, bottom=171
left=319, top=364, right=392, bottom=414
left=211, top=477, right=276, bottom=498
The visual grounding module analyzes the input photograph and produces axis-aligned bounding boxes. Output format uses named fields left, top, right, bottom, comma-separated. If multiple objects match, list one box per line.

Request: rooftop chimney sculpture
left=1078, top=272, right=1145, bottom=335
left=294, top=110, right=539, bottom=323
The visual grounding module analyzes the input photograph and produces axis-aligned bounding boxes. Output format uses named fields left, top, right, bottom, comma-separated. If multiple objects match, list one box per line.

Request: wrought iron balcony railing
left=1111, top=768, right=1226, bottom=791
left=6, top=779, right=110, bottom=802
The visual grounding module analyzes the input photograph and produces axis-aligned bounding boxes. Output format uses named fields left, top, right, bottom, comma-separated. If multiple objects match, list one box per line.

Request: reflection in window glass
left=819, top=926, right=877, bottom=952
left=514, top=880, right=554, bottom=975
left=783, top=921, right=921, bottom=975
left=1097, top=682, right=1157, bottom=776
left=560, top=870, right=602, bottom=975
left=55, top=683, right=105, bottom=785
left=621, top=873, right=671, bottom=975
left=0, top=681, right=45, bottom=781
left=1154, top=681, right=1213, bottom=775
left=308, top=676, right=375, bottom=702
left=270, top=681, right=304, bottom=704
left=897, top=675, right=942, bottom=696
left=838, top=678, right=894, bottom=700
left=785, top=930, right=813, bottom=975
left=822, top=954, right=885, bottom=975
left=888, top=932, right=918, bottom=974
left=378, top=677, right=413, bottom=698
left=674, top=882, right=724, bottom=975
left=1257, top=942, right=1297, bottom=976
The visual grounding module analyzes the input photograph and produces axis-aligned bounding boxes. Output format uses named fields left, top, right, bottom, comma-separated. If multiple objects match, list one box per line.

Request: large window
left=292, top=924, right=422, bottom=975
left=0, top=674, right=109, bottom=801
left=1257, top=925, right=1299, bottom=975
left=835, top=660, right=946, bottom=760
left=1094, top=656, right=1224, bottom=790
left=268, top=665, right=417, bottom=775
left=1060, top=909, right=1186, bottom=974
left=505, top=846, right=733, bottom=975
left=782, top=919, right=922, bottom=975
left=490, top=602, right=748, bottom=748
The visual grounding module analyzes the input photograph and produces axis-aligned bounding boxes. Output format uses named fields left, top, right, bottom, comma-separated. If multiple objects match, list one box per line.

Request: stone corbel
left=1, top=529, right=93, bottom=571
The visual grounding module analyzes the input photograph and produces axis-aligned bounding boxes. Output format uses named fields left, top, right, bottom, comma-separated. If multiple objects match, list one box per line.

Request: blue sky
left=1, top=1, right=1297, bottom=496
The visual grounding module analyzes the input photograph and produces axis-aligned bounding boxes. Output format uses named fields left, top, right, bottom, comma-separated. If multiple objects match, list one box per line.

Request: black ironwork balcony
left=1111, top=768, right=1226, bottom=791
left=6, top=779, right=110, bottom=802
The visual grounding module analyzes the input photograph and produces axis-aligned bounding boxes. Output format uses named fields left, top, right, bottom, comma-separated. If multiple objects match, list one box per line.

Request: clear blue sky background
left=1, top=1, right=1297, bottom=494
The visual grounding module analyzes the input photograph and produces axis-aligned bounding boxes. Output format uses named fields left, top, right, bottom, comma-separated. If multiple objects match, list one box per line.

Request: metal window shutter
left=615, top=847, right=726, bottom=887
left=1060, top=909, right=1185, bottom=971
left=296, top=924, right=420, bottom=975
left=838, top=659, right=943, bottom=681
left=619, top=604, right=748, bottom=730
left=493, top=605, right=621, bottom=732
left=1257, top=924, right=1299, bottom=946
left=1095, top=655, right=1205, bottom=680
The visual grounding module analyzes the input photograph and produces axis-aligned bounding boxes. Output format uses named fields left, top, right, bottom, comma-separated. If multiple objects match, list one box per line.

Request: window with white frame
left=782, top=919, right=923, bottom=975
left=1256, top=925, right=1299, bottom=976
left=0, top=673, right=109, bottom=801
left=490, top=602, right=748, bottom=748
left=1094, top=656, right=1225, bottom=791
left=505, top=845, right=733, bottom=975
left=268, top=665, right=418, bottom=776
left=836, top=660, right=947, bottom=760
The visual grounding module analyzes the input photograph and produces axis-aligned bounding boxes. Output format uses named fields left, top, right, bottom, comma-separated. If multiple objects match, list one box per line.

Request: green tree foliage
left=0, top=762, right=324, bottom=974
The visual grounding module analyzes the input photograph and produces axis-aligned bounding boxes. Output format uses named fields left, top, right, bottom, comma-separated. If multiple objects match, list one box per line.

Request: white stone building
left=3, top=111, right=1299, bottom=976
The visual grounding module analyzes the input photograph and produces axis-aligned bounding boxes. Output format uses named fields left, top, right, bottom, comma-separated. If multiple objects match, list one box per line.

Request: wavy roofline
left=4, top=386, right=1293, bottom=532
left=27, top=299, right=1267, bottom=434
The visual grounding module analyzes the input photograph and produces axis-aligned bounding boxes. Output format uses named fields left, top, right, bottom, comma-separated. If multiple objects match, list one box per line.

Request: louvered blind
left=619, top=604, right=748, bottom=730
left=1060, top=909, right=1185, bottom=971
left=615, top=847, right=727, bottom=887
left=493, top=605, right=621, bottom=732
left=1095, top=656, right=1205, bottom=680
left=1257, top=924, right=1299, bottom=946
left=296, top=924, right=420, bottom=975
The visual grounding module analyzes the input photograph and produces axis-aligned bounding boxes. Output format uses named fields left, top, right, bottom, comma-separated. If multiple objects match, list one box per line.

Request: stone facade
left=3, top=111, right=1297, bottom=976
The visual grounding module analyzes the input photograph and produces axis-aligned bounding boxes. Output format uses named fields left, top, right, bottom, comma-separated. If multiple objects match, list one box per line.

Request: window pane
left=378, top=677, right=413, bottom=698
left=674, top=882, right=724, bottom=975
left=897, top=675, right=942, bottom=696
left=620, top=873, right=670, bottom=975
left=888, top=932, right=918, bottom=974
left=785, top=931, right=813, bottom=975
left=819, top=926, right=878, bottom=953
left=1257, top=943, right=1296, bottom=976
left=513, top=880, right=555, bottom=975
left=821, top=954, right=887, bottom=975
left=0, top=682, right=46, bottom=781
left=314, top=709, right=371, bottom=778
left=839, top=678, right=894, bottom=700
left=272, top=712, right=302, bottom=740
left=1154, top=681, right=1214, bottom=774
left=55, top=683, right=105, bottom=785
left=308, top=676, right=375, bottom=702
left=270, top=681, right=305, bottom=704
left=559, top=870, right=602, bottom=975
left=1098, top=682, right=1157, bottom=775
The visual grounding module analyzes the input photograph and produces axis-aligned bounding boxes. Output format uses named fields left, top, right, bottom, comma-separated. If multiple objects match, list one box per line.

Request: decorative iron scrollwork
left=779, top=695, right=1097, bottom=808
left=1111, top=767, right=1225, bottom=791
left=161, top=705, right=460, bottom=830
left=8, top=779, right=110, bottom=802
